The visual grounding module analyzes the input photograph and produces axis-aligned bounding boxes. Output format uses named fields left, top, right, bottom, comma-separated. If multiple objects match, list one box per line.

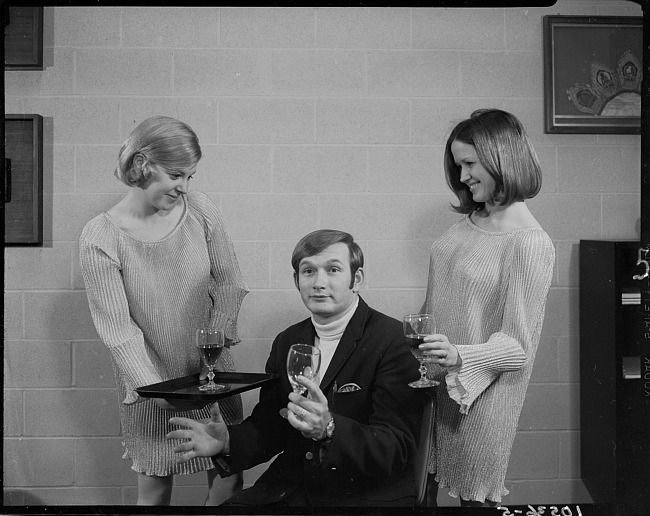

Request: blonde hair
left=115, top=116, right=202, bottom=187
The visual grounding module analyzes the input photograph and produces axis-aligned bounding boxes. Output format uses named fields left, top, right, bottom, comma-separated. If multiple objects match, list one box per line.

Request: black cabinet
left=579, top=240, right=650, bottom=515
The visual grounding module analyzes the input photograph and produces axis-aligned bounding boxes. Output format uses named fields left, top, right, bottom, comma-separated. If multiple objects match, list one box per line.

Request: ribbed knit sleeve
left=445, top=229, right=555, bottom=414
left=189, top=192, right=249, bottom=343
left=79, top=220, right=163, bottom=404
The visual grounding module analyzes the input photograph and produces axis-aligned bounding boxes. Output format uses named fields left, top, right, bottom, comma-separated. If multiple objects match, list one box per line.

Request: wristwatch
left=314, top=413, right=335, bottom=442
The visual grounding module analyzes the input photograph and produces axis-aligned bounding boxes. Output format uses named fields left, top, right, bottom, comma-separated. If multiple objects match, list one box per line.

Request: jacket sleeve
left=79, top=228, right=163, bottom=404
left=446, top=231, right=555, bottom=413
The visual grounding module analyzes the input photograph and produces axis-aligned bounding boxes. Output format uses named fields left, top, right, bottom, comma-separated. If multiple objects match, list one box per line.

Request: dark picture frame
left=3, top=114, right=44, bottom=246
left=4, top=6, right=44, bottom=70
left=543, top=15, right=643, bottom=134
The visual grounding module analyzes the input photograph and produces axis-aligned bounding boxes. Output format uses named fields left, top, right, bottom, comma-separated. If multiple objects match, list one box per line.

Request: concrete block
left=503, top=479, right=593, bottom=505
left=220, top=8, right=314, bottom=48
left=316, top=99, right=410, bottom=144
left=316, top=7, right=410, bottom=49
left=4, top=389, right=23, bottom=436
left=175, top=49, right=270, bottom=96
left=411, top=98, right=506, bottom=146
left=3, top=437, right=75, bottom=486
left=237, top=290, right=307, bottom=340
left=76, top=49, right=173, bottom=95
left=519, top=383, right=578, bottom=431
left=232, top=241, right=271, bottom=290
left=508, top=431, right=559, bottom=479
left=461, top=52, right=544, bottom=98
left=219, top=98, right=314, bottom=144
left=53, top=192, right=123, bottom=242
left=23, top=97, right=121, bottom=145
left=505, top=8, right=545, bottom=52
left=271, top=50, right=365, bottom=97
left=24, top=389, right=120, bottom=436
left=24, top=291, right=98, bottom=341
left=73, top=341, right=116, bottom=388
left=558, top=146, right=639, bottom=194
left=559, top=430, right=582, bottom=479
left=231, top=339, right=272, bottom=376
left=530, top=336, right=559, bottom=384
left=528, top=193, right=602, bottom=241
left=4, top=341, right=72, bottom=388
left=3, top=291, right=24, bottom=340
left=557, top=335, right=580, bottom=385
left=368, top=146, right=446, bottom=194
left=270, top=240, right=302, bottom=290
left=273, top=146, right=367, bottom=193
left=318, top=193, right=459, bottom=241
left=194, top=145, right=273, bottom=193
left=122, top=7, right=219, bottom=48
left=542, top=287, right=577, bottom=338
left=361, top=289, right=427, bottom=322
left=602, top=194, right=641, bottom=240
left=364, top=240, right=431, bottom=289
left=75, top=437, right=134, bottom=486
left=53, top=7, right=121, bottom=46
left=75, top=145, right=126, bottom=194
left=51, top=144, right=76, bottom=194
left=556, top=240, right=579, bottom=288
left=220, top=193, right=319, bottom=240
left=4, top=48, right=75, bottom=96
left=117, top=97, right=220, bottom=144
left=413, top=8, right=505, bottom=50
left=4, top=244, right=74, bottom=290
left=369, top=50, right=461, bottom=97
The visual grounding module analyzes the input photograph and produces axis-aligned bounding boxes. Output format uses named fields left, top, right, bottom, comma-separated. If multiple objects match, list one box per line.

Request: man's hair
left=291, top=229, right=363, bottom=289
left=444, top=108, right=542, bottom=214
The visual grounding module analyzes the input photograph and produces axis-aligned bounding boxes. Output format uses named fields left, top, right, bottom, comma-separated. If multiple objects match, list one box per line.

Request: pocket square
left=337, top=382, right=361, bottom=392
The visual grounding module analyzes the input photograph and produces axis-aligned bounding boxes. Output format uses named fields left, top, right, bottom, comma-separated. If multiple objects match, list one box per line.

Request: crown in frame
left=566, top=50, right=642, bottom=116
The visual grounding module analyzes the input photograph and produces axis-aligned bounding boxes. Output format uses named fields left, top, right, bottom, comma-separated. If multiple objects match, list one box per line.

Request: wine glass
left=286, top=344, right=321, bottom=395
left=403, top=314, right=439, bottom=388
left=196, top=328, right=226, bottom=392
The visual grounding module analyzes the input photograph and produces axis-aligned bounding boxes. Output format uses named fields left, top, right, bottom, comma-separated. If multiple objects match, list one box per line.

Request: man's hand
left=167, top=403, right=229, bottom=463
left=286, top=375, right=331, bottom=441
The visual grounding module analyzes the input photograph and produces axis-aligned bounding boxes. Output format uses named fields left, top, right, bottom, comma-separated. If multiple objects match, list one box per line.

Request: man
left=167, top=229, right=424, bottom=507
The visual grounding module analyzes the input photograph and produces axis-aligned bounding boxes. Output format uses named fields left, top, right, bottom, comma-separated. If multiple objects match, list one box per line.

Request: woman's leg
left=205, top=468, right=244, bottom=506
left=425, top=473, right=439, bottom=507
left=137, top=473, right=173, bottom=505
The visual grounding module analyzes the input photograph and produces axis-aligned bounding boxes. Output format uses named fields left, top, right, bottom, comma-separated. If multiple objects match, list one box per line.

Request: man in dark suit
left=167, top=229, right=424, bottom=507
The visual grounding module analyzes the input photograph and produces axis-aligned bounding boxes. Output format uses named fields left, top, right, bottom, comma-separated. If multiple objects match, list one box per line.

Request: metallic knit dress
left=423, top=215, right=555, bottom=503
left=80, top=191, right=249, bottom=476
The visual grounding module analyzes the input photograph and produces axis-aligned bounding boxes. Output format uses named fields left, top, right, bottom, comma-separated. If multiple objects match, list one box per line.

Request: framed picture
left=4, top=6, right=44, bottom=70
left=3, top=114, right=43, bottom=246
left=543, top=15, right=642, bottom=134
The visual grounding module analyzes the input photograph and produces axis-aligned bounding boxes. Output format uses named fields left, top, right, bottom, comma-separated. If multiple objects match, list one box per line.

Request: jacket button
left=305, top=451, right=314, bottom=460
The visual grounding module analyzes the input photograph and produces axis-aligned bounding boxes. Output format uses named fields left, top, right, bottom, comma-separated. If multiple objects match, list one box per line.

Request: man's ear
left=293, top=272, right=300, bottom=291
left=352, top=267, right=364, bottom=292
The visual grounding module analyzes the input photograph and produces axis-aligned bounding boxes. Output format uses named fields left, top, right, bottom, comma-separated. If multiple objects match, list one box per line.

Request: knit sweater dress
left=79, top=191, right=249, bottom=476
left=422, top=215, right=555, bottom=503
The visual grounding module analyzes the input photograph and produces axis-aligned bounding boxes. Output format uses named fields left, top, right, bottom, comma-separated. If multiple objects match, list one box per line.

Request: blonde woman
left=80, top=116, right=248, bottom=505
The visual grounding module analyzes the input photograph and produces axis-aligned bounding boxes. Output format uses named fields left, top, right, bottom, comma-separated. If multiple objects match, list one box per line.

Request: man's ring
left=300, top=408, right=307, bottom=419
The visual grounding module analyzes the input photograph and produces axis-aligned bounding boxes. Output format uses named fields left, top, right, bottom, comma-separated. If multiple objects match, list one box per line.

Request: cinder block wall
left=4, top=2, right=641, bottom=507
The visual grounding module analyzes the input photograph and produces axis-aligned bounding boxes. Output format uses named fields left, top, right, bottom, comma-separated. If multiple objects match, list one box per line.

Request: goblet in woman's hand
left=286, top=343, right=321, bottom=395
left=403, top=314, right=440, bottom=388
left=197, top=328, right=226, bottom=392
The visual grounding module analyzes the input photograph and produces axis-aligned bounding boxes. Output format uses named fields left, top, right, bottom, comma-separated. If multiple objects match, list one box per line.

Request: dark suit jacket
left=218, top=297, right=425, bottom=507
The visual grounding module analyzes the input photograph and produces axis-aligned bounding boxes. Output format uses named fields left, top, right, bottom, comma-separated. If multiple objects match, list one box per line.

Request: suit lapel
left=319, top=297, right=370, bottom=392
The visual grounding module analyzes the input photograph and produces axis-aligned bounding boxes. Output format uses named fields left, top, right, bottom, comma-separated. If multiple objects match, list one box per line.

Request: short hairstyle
left=444, top=109, right=542, bottom=214
left=114, top=116, right=202, bottom=187
left=291, top=229, right=364, bottom=289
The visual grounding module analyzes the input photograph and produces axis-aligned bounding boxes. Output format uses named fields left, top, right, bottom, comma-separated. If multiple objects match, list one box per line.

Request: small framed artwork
left=4, top=6, right=44, bottom=70
left=543, top=15, right=642, bottom=134
left=4, top=114, right=44, bottom=246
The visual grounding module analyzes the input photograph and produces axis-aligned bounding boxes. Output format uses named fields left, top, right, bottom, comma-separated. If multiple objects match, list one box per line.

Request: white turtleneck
left=311, top=296, right=359, bottom=378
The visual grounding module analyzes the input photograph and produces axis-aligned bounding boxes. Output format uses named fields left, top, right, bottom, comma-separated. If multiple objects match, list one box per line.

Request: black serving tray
left=136, top=372, right=278, bottom=401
